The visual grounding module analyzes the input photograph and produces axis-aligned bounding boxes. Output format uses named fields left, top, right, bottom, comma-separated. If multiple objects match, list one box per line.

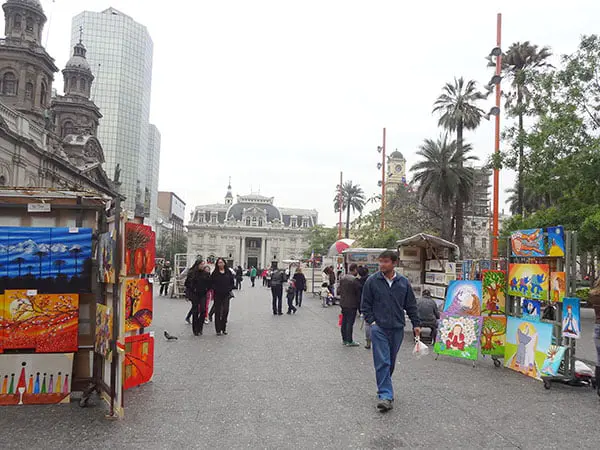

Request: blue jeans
left=371, top=325, right=404, bottom=400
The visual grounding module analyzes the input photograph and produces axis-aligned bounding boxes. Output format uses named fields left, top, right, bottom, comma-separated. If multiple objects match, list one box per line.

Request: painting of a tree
left=12, top=257, right=25, bottom=277
left=125, top=223, right=156, bottom=275
left=34, top=250, right=47, bottom=278
left=481, top=317, right=506, bottom=356
left=53, top=260, right=66, bottom=275
left=69, top=246, right=82, bottom=274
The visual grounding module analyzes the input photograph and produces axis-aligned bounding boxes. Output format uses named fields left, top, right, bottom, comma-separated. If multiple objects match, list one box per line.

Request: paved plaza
left=1, top=282, right=599, bottom=449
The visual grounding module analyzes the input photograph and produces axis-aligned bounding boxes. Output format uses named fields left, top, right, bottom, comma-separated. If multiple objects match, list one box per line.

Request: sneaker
left=342, top=341, right=349, bottom=346
left=216, top=331, right=222, bottom=336
left=185, top=318, right=191, bottom=324
left=376, top=399, right=393, bottom=412
left=222, top=331, right=228, bottom=335
left=365, top=342, right=371, bottom=350
left=346, top=341, right=360, bottom=347
left=204, top=319, right=209, bottom=324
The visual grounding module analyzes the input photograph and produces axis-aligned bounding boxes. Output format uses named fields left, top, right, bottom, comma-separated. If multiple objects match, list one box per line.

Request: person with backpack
left=159, top=261, right=172, bottom=296
left=270, top=266, right=285, bottom=315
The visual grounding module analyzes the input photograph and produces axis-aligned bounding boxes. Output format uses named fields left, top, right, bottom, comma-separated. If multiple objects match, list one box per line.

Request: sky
left=40, top=0, right=600, bottom=227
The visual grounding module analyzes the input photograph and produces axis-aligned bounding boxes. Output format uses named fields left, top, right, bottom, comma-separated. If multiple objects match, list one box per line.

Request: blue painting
left=522, top=299, right=541, bottom=322
left=540, top=346, right=567, bottom=377
left=547, top=226, right=565, bottom=257
left=511, top=228, right=545, bottom=257
left=443, top=280, right=482, bottom=316
left=0, top=227, right=92, bottom=293
left=562, top=297, right=581, bottom=339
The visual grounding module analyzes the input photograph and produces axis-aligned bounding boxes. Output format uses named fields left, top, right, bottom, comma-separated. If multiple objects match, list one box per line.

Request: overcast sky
left=42, top=0, right=600, bottom=226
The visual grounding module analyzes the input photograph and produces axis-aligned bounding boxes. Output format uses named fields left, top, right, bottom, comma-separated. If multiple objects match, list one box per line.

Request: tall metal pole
left=492, top=13, right=502, bottom=259
left=338, top=171, right=343, bottom=239
left=381, top=127, right=386, bottom=231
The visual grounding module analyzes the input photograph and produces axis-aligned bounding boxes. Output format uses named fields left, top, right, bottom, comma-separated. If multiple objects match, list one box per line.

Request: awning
left=396, top=233, right=460, bottom=258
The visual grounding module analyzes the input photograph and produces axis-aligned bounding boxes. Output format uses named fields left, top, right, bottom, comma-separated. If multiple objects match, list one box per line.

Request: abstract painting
left=482, top=270, right=506, bottom=315
left=540, top=345, right=567, bottom=377
left=0, top=226, right=92, bottom=293
left=546, top=226, right=565, bottom=257
left=522, top=299, right=541, bottom=322
left=434, top=314, right=482, bottom=361
left=0, top=352, right=73, bottom=405
left=124, top=333, right=154, bottom=390
left=562, top=297, right=581, bottom=339
left=550, top=272, right=566, bottom=303
left=443, top=280, right=482, bottom=316
left=480, top=316, right=506, bottom=357
left=511, top=228, right=545, bottom=257
left=98, top=232, right=116, bottom=284
left=508, top=263, right=549, bottom=301
left=124, top=278, right=153, bottom=332
left=124, top=223, right=156, bottom=276
left=1, top=290, right=78, bottom=353
left=94, top=304, right=113, bottom=359
left=505, top=317, right=553, bottom=380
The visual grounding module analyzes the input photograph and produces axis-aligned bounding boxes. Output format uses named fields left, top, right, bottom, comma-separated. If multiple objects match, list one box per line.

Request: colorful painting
left=540, top=345, right=567, bottom=377
left=511, top=228, right=545, bottom=257
left=434, top=314, right=482, bottom=361
left=124, top=278, right=153, bottom=332
left=124, top=333, right=154, bottom=390
left=522, top=299, right=541, bottom=322
left=95, top=304, right=113, bottom=359
left=480, top=316, right=506, bottom=356
left=443, top=280, right=482, bottom=316
left=505, top=317, right=553, bottom=380
left=547, top=226, right=565, bottom=257
left=550, top=272, right=566, bottom=303
left=98, top=232, right=116, bottom=284
left=508, top=263, right=549, bottom=301
left=0, top=227, right=92, bottom=294
left=562, top=297, right=581, bottom=339
left=0, top=353, right=73, bottom=405
left=1, top=290, right=78, bottom=353
left=124, top=223, right=156, bottom=276
left=482, top=270, right=506, bottom=315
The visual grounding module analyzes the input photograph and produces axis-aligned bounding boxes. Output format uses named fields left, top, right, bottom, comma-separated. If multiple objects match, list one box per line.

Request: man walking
left=416, top=289, right=440, bottom=343
left=338, top=264, right=362, bottom=346
left=361, top=250, right=420, bottom=413
left=250, top=266, right=257, bottom=287
left=270, top=266, right=284, bottom=315
left=159, top=261, right=172, bottom=297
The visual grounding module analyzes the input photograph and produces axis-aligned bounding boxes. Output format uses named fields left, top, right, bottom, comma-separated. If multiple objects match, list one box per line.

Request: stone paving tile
left=1, top=283, right=599, bottom=449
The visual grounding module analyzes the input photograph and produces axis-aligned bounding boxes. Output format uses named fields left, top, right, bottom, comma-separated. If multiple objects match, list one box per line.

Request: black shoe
left=376, top=399, right=393, bottom=413
left=277, top=312, right=283, bottom=315
left=222, top=331, right=228, bottom=335
left=216, top=331, right=222, bottom=336
left=286, top=311, right=292, bottom=315
left=292, top=309, right=297, bottom=314
left=273, top=311, right=277, bottom=315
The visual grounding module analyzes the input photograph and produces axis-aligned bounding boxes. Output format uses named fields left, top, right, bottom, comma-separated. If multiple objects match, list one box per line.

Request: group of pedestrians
left=184, top=258, right=235, bottom=336
left=267, top=266, right=307, bottom=315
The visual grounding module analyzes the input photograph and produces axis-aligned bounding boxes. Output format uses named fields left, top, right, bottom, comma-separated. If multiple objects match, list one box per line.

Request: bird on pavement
left=164, top=330, right=178, bottom=341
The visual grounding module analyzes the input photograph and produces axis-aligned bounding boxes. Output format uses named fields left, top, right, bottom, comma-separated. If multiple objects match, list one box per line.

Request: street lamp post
left=491, top=13, right=502, bottom=259
left=376, top=128, right=386, bottom=231
left=338, top=171, right=343, bottom=239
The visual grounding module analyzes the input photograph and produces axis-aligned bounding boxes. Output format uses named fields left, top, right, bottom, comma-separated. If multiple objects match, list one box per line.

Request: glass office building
left=71, top=8, right=158, bottom=218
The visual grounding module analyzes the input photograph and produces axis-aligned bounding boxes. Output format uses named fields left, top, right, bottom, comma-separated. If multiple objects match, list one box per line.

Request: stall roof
left=396, top=233, right=460, bottom=257
left=342, top=248, right=388, bottom=254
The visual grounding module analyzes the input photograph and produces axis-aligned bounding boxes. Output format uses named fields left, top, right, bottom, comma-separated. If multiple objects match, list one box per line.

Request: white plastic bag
left=413, top=337, right=429, bottom=358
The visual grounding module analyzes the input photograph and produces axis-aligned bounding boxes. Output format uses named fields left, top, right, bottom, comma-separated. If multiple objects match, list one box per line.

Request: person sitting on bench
left=416, top=289, right=440, bottom=343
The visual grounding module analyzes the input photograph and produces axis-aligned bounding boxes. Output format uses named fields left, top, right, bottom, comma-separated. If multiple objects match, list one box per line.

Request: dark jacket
left=360, top=271, right=421, bottom=330
left=293, top=272, right=306, bottom=291
left=235, top=267, right=243, bottom=281
left=286, top=284, right=296, bottom=300
left=159, top=266, right=172, bottom=282
left=417, top=295, right=440, bottom=324
left=185, top=269, right=211, bottom=302
left=338, top=274, right=361, bottom=309
left=271, top=269, right=285, bottom=287
left=211, top=269, right=235, bottom=299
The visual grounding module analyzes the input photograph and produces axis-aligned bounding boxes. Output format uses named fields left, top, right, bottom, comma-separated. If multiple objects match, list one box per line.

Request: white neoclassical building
left=187, top=182, right=318, bottom=269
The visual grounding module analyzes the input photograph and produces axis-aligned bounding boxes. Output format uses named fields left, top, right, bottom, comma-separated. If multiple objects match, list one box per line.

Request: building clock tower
left=386, top=149, right=407, bottom=194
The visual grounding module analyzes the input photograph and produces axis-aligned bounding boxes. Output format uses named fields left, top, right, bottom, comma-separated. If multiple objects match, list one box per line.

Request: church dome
left=65, top=43, right=90, bottom=71
left=7, top=0, right=43, bottom=11
left=226, top=196, right=282, bottom=223
left=389, top=150, right=404, bottom=159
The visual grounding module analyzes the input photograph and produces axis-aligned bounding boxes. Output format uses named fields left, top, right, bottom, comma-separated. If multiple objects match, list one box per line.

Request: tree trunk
left=455, top=124, right=465, bottom=251
left=517, top=84, right=525, bottom=216
left=345, top=203, right=351, bottom=239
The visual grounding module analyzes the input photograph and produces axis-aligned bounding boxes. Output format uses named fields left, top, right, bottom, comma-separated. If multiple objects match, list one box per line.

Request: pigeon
left=164, top=330, right=178, bottom=341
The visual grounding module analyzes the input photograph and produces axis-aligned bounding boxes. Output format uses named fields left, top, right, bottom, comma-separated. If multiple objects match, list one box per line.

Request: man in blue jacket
left=361, top=250, right=421, bottom=412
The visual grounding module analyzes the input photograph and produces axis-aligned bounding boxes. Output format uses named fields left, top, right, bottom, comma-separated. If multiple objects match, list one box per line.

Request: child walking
left=286, top=280, right=298, bottom=314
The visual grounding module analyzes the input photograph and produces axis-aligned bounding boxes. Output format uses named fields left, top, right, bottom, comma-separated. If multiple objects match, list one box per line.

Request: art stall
left=395, top=233, right=459, bottom=301
left=342, top=248, right=387, bottom=275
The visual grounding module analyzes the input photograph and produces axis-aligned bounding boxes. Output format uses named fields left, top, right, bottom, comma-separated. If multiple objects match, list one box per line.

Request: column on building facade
left=240, top=236, right=246, bottom=268
left=263, top=238, right=268, bottom=268
left=260, top=237, right=266, bottom=270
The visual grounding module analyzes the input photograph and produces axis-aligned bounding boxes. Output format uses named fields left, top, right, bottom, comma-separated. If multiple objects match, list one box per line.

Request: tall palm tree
left=497, top=42, right=552, bottom=215
left=411, top=135, right=478, bottom=242
left=34, top=250, right=47, bottom=277
left=53, top=260, right=66, bottom=276
left=333, top=181, right=366, bottom=238
left=12, top=257, right=25, bottom=277
left=433, top=77, right=485, bottom=249
left=69, top=246, right=82, bottom=274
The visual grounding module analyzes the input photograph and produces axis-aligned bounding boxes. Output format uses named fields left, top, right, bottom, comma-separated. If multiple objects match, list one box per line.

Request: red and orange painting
left=124, top=333, right=154, bottom=390
left=0, top=290, right=78, bottom=353
left=124, top=223, right=156, bottom=276
left=124, top=279, right=153, bottom=332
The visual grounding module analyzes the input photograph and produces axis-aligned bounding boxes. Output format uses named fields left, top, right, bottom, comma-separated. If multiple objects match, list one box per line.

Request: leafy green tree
left=433, top=77, right=485, bottom=250
left=304, top=225, right=338, bottom=258
left=333, top=181, right=366, bottom=238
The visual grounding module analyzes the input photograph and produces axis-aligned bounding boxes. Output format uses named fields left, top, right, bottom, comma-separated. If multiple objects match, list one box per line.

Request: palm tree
left=496, top=42, right=552, bottom=215
left=433, top=77, right=485, bottom=249
left=333, top=181, right=366, bottom=238
left=69, top=246, right=82, bottom=274
left=410, top=135, right=478, bottom=241
left=53, top=260, right=66, bottom=276
left=12, top=257, right=25, bottom=277
left=34, top=250, right=47, bottom=277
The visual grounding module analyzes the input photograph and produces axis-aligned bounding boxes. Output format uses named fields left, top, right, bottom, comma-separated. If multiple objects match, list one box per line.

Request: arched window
left=40, top=82, right=47, bottom=106
left=25, top=17, right=33, bottom=33
left=2, top=72, right=17, bottom=96
left=25, top=82, right=33, bottom=100
left=14, top=14, right=22, bottom=30
left=71, top=77, right=77, bottom=92
left=62, top=121, right=74, bottom=137
left=245, top=217, right=251, bottom=226
left=79, top=78, right=87, bottom=92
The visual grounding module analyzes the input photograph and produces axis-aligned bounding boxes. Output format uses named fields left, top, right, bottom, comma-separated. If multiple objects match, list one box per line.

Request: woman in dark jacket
left=211, top=258, right=235, bottom=335
left=235, top=265, right=244, bottom=290
left=292, top=268, right=307, bottom=307
left=185, top=259, right=211, bottom=336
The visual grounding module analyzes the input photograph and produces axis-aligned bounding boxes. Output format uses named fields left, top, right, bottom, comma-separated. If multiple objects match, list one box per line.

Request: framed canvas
left=434, top=313, right=483, bottom=361
left=124, top=223, right=156, bottom=276
left=400, top=246, right=421, bottom=262
left=522, top=299, right=541, bottom=322
left=433, top=285, right=446, bottom=299
left=540, top=345, right=567, bottom=377
left=508, top=263, right=550, bottom=301
left=98, top=232, right=116, bottom=284
left=124, top=333, right=154, bottom=390
left=94, top=304, right=113, bottom=359
left=123, top=278, right=153, bottom=332
left=546, top=226, right=565, bottom=257
left=511, top=228, right=545, bottom=257
left=550, top=272, right=566, bottom=303
left=505, top=317, right=553, bottom=380
left=443, top=280, right=483, bottom=316
left=480, top=316, right=506, bottom=356
left=562, top=297, right=581, bottom=339
left=481, top=270, right=506, bottom=315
